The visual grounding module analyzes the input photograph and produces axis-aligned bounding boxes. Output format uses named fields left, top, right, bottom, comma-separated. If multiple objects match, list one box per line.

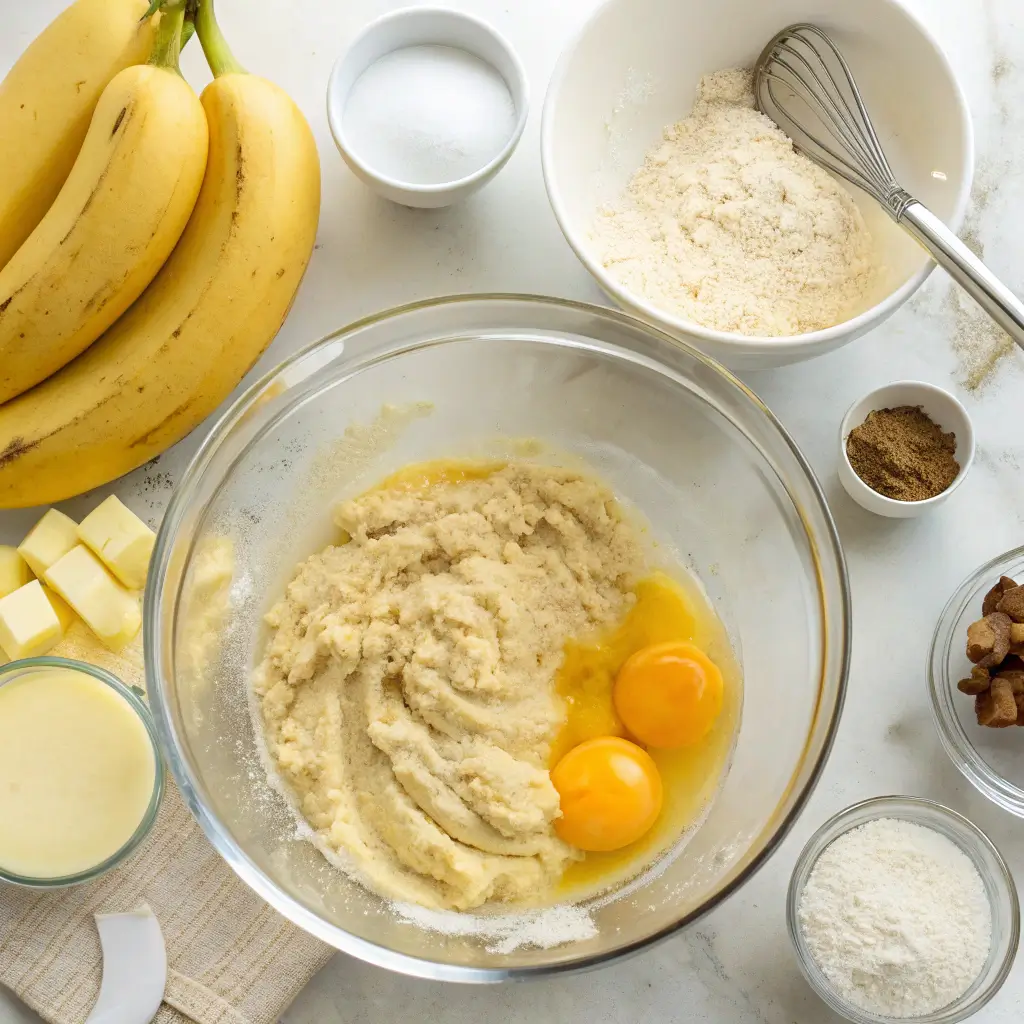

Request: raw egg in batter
left=552, top=571, right=739, bottom=896
left=614, top=641, right=723, bottom=748
left=551, top=737, right=662, bottom=852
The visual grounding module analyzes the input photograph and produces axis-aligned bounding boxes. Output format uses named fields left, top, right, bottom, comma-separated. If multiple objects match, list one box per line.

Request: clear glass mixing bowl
left=145, top=295, right=850, bottom=980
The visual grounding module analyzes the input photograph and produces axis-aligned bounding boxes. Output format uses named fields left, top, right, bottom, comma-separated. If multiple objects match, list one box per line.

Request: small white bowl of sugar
left=327, top=7, right=528, bottom=208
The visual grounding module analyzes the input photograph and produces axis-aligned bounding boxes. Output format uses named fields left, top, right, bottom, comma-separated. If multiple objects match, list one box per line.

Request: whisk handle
left=901, top=202, right=1024, bottom=352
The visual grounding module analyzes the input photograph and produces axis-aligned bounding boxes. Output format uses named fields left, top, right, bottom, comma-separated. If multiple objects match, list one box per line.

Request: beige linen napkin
left=0, top=625, right=333, bottom=1024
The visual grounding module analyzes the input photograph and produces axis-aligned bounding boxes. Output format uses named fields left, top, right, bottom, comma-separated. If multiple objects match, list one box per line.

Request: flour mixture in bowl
left=591, top=69, right=880, bottom=336
left=255, top=460, right=738, bottom=911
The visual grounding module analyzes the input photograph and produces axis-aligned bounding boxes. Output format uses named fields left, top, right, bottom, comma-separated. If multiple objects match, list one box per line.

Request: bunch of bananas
left=0, top=0, right=321, bottom=507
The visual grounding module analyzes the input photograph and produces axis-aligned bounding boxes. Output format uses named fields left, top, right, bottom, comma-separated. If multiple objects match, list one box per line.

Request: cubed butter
left=77, top=495, right=156, bottom=590
left=44, top=546, right=141, bottom=652
left=18, top=509, right=79, bottom=578
left=41, top=584, right=77, bottom=634
left=0, top=580, right=62, bottom=660
left=0, top=546, right=33, bottom=598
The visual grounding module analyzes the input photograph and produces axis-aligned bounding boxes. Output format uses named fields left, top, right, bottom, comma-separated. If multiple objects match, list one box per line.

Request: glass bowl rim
left=0, top=655, right=165, bottom=888
left=786, top=794, right=1020, bottom=1023
left=929, top=545, right=1024, bottom=816
left=144, top=292, right=852, bottom=980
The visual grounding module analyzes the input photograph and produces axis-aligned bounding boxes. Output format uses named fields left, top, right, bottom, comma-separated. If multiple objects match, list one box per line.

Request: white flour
left=592, top=69, right=879, bottom=336
left=394, top=901, right=597, bottom=954
left=798, top=818, right=992, bottom=1018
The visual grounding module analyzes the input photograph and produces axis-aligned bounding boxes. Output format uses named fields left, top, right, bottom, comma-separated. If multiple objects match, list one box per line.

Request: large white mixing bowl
left=542, top=0, right=973, bottom=369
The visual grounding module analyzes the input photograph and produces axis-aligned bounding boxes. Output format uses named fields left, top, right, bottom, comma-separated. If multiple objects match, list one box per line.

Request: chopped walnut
left=957, top=575, right=1024, bottom=728
left=995, top=668, right=1024, bottom=695
left=983, top=576, right=1017, bottom=615
left=976, top=677, right=1018, bottom=727
left=957, top=665, right=991, bottom=695
left=997, top=585, right=1024, bottom=624
left=1011, top=624, right=1024, bottom=656
left=967, top=612, right=1013, bottom=668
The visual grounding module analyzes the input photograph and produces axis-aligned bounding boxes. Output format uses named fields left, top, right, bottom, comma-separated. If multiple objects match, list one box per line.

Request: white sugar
left=342, top=44, right=516, bottom=186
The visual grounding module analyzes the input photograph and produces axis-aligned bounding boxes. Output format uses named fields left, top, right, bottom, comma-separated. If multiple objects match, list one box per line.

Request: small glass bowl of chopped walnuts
left=930, top=545, right=1024, bottom=816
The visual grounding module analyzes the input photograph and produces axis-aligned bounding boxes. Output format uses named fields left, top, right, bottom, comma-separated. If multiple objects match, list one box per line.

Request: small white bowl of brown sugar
left=838, top=380, right=975, bottom=518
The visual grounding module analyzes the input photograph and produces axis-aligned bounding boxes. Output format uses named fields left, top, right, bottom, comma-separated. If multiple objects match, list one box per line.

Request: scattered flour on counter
left=592, top=68, right=880, bottom=336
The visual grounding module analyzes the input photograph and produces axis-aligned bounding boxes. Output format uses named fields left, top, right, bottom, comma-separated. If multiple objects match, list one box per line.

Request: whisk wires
left=755, top=24, right=915, bottom=220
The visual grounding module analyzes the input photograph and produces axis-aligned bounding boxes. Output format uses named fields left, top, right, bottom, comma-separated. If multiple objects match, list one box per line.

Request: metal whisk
left=755, top=23, right=1024, bottom=352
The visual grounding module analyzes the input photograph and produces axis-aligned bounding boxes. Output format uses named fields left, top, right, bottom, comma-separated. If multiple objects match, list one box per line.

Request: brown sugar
left=846, top=405, right=960, bottom=501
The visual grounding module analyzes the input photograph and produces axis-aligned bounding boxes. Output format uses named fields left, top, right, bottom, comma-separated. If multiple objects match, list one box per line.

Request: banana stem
left=148, top=0, right=186, bottom=71
left=195, top=0, right=246, bottom=77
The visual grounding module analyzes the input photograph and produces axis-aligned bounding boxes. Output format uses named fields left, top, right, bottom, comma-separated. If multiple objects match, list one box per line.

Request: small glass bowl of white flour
left=787, top=796, right=1018, bottom=1023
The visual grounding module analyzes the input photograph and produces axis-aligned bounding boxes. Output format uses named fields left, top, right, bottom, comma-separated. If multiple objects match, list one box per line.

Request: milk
left=0, top=666, right=156, bottom=879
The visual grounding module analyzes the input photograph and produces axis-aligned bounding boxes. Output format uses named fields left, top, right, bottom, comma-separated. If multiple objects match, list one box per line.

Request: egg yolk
left=551, top=737, right=663, bottom=852
left=613, top=641, right=723, bottom=749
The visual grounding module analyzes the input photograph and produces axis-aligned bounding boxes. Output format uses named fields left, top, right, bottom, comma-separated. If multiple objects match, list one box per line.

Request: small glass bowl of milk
left=0, top=657, right=163, bottom=887
left=327, top=7, right=529, bottom=207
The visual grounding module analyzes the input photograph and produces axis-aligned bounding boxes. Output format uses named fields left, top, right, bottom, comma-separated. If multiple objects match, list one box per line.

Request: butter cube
left=44, top=545, right=141, bottom=651
left=0, top=546, right=33, bottom=598
left=0, top=580, right=62, bottom=660
left=77, top=496, right=155, bottom=590
left=18, top=509, right=79, bottom=578
left=41, top=584, right=76, bottom=634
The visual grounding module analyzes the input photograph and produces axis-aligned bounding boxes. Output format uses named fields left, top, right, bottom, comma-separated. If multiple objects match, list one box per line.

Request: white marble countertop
left=3, top=0, right=1024, bottom=1021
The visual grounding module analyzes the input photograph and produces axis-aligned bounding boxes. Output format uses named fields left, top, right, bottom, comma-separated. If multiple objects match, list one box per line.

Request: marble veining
left=2, top=0, right=1024, bottom=1021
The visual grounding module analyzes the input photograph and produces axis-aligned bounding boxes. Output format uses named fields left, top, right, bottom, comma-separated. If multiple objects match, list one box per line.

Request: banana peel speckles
left=0, top=54, right=208, bottom=401
left=0, top=72, right=320, bottom=508
left=0, top=0, right=158, bottom=269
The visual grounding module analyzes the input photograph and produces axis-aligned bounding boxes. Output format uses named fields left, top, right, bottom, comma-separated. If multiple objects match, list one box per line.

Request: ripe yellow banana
left=0, top=22, right=321, bottom=508
left=0, top=0, right=159, bottom=270
left=0, top=10, right=208, bottom=403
